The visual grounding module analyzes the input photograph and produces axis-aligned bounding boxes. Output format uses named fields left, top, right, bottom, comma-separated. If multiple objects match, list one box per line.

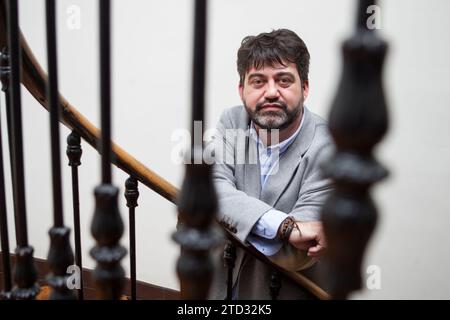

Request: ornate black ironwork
left=67, top=131, right=83, bottom=299
left=223, top=241, right=236, bottom=300
left=321, top=0, right=389, bottom=299
left=124, top=176, right=139, bottom=300
left=172, top=0, right=222, bottom=299
left=269, top=269, right=281, bottom=300
left=7, top=0, right=39, bottom=300
left=44, top=0, right=76, bottom=300
left=90, top=185, right=125, bottom=299
left=47, top=227, right=75, bottom=299
left=0, top=47, right=16, bottom=212
left=12, top=247, right=39, bottom=299
left=0, top=48, right=9, bottom=90
left=0, top=47, right=13, bottom=300
left=90, top=0, right=126, bottom=299
left=0, top=43, right=17, bottom=302
left=0, top=126, right=12, bottom=299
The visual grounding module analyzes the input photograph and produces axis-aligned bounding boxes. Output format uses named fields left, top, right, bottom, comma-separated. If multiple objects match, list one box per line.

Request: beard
left=244, top=99, right=303, bottom=130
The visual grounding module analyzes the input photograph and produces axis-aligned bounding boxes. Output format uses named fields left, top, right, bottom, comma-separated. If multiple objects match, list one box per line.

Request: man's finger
left=307, top=244, right=324, bottom=256
left=294, top=240, right=316, bottom=250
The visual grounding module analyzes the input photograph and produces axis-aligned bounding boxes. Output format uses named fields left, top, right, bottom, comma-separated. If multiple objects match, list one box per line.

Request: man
left=210, top=29, right=333, bottom=299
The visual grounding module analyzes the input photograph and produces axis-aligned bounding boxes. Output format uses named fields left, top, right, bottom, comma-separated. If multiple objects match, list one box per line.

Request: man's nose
left=264, top=81, right=280, bottom=100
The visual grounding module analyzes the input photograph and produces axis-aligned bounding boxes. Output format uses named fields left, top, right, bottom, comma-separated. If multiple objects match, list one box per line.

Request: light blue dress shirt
left=246, top=111, right=305, bottom=256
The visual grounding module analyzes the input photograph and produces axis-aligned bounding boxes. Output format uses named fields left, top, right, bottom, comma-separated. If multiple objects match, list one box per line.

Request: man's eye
left=279, top=78, right=293, bottom=86
left=251, top=79, right=264, bottom=86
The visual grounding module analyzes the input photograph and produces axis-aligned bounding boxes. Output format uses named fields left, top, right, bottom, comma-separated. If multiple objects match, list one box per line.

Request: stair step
left=36, top=285, right=129, bottom=300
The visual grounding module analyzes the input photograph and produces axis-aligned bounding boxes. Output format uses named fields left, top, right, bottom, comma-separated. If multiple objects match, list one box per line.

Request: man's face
left=239, top=61, right=309, bottom=130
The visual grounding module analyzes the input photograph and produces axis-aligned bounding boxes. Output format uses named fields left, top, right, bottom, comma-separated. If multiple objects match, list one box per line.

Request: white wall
left=1, top=0, right=449, bottom=299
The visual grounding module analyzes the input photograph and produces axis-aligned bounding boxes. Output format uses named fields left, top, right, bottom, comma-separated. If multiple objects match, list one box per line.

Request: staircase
left=0, top=0, right=389, bottom=300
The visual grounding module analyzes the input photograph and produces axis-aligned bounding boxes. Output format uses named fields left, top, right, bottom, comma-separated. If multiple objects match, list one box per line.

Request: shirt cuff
left=247, top=234, right=284, bottom=256
left=250, top=209, right=288, bottom=239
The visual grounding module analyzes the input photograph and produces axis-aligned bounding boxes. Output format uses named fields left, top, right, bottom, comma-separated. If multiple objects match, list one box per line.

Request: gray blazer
left=209, top=105, right=333, bottom=300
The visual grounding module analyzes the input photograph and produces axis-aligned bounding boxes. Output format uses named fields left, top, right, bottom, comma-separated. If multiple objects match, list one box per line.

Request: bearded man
left=209, top=29, right=333, bottom=300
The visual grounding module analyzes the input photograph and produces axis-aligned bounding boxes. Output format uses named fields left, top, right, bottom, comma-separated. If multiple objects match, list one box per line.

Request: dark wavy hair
left=237, top=29, right=310, bottom=85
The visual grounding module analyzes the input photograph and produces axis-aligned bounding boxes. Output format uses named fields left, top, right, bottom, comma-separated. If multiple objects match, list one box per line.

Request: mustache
left=255, top=101, right=288, bottom=112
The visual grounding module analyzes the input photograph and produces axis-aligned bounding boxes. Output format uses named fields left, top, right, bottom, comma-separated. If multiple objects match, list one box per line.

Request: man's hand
left=288, top=221, right=327, bottom=258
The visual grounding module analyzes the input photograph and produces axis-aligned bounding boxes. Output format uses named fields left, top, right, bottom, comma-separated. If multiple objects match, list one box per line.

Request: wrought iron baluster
left=269, top=269, right=281, bottom=300
left=2, top=52, right=18, bottom=294
left=321, top=0, right=389, bottom=299
left=124, top=176, right=139, bottom=300
left=1, top=48, right=18, bottom=295
left=66, top=131, right=83, bottom=299
left=6, top=0, right=39, bottom=300
left=223, top=241, right=236, bottom=300
left=172, top=0, right=222, bottom=299
left=44, top=0, right=76, bottom=300
left=0, top=47, right=16, bottom=210
left=90, top=0, right=126, bottom=299
left=0, top=47, right=12, bottom=300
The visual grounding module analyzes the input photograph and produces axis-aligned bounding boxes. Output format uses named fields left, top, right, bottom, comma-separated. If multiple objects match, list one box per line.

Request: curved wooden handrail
left=0, top=3, right=329, bottom=300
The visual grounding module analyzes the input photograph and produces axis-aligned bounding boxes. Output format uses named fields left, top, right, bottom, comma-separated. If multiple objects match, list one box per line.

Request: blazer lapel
left=260, top=107, right=317, bottom=206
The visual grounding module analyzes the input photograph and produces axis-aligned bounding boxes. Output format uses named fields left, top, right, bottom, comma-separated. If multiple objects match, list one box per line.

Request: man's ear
left=302, top=80, right=309, bottom=100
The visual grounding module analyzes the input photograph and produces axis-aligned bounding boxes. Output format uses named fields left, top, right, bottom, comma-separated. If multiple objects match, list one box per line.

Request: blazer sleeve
left=212, top=108, right=274, bottom=243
